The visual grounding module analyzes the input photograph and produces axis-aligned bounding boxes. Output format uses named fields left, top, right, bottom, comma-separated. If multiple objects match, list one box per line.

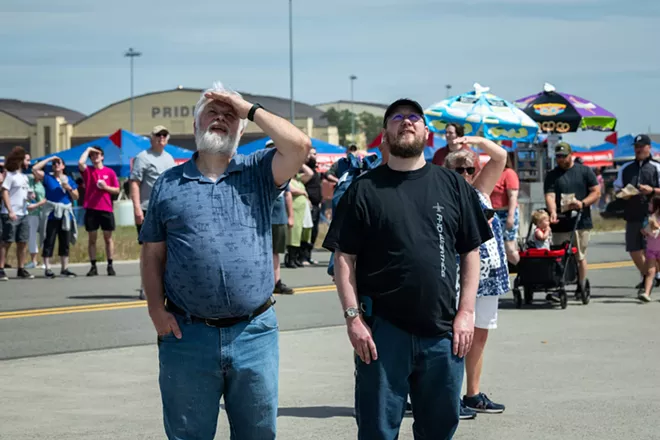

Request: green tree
left=322, top=108, right=357, bottom=146
left=359, top=112, right=382, bottom=146
left=323, top=108, right=384, bottom=146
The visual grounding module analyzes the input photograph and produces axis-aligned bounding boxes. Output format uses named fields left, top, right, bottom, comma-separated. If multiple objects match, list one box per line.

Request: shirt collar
left=182, top=152, right=246, bottom=182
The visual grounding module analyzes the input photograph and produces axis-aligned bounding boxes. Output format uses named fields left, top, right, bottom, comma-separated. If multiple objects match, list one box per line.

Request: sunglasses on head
left=454, top=167, right=476, bottom=175
left=388, top=113, right=423, bottom=124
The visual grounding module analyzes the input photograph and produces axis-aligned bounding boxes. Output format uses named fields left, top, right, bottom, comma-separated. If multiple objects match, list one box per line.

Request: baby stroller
left=511, top=210, right=591, bottom=309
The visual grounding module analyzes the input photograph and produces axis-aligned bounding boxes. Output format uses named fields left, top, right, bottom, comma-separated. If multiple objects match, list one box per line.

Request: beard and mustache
left=384, top=130, right=426, bottom=159
left=195, top=122, right=239, bottom=156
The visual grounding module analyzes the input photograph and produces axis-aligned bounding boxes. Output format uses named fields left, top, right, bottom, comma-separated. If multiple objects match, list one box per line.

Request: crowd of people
left=2, top=79, right=658, bottom=439
left=0, top=126, right=177, bottom=283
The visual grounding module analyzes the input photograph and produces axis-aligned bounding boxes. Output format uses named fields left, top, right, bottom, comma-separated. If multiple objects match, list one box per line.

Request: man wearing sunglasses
left=544, top=142, right=600, bottom=297
left=324, top=98, right=491, bottom=439
left=130, top=125, right=176, bottom=299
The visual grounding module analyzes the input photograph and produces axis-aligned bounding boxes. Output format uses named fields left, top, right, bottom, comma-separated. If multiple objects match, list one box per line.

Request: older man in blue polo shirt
left=139, top=81, right=311, bottom=440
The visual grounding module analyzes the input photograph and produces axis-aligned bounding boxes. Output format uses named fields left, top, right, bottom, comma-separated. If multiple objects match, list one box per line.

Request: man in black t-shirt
left=300, top=147, right=323, bottom=264
left=323, top=98, right=491, bottom=439
left=544, top=142, right=600, bottom=293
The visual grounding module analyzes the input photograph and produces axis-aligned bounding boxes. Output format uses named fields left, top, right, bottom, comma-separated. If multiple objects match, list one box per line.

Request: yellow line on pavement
left=0, top=301, right=146, bottom=318
left=0, top=260, right=636, bottom=320
left=0, top=302, right=146, bottom=320
left=588, top=261, right=634, bottom=270
left=293, top=285, right=335, bottom=294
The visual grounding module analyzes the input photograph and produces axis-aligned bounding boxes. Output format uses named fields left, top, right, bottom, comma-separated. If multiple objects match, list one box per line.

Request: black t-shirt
left=322, top=163, right=492, bottom=338
left=544, top=163, right=599, bottom=232
left=305, top=172, right=323, bottom=206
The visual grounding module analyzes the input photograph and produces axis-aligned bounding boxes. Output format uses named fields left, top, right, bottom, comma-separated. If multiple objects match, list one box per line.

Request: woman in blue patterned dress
left=445, top=135, right=508, bottom=419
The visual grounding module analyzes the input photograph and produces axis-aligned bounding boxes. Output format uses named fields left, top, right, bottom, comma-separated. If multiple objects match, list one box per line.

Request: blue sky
left=1, top=0, right=659, bottom=146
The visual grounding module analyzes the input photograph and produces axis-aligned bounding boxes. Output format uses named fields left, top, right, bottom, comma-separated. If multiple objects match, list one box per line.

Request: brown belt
left=165, top=296, right=275, bottom=328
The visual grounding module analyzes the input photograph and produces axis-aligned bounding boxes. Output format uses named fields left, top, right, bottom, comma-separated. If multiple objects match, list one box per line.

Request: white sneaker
left=638, top=293, right=652, bottom=303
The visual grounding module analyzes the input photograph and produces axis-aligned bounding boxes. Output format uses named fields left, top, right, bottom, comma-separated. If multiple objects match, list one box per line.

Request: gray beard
left=385, top=131, right=426, bottom=159
left=195, top=129, right=238, bottom=156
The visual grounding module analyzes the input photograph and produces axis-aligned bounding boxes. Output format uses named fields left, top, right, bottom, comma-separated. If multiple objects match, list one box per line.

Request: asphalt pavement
left=1, top=231, right=659, bottom=439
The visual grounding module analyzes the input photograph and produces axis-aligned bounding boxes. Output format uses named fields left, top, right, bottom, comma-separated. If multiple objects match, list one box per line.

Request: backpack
left=327, top=153, right=382, bottom=276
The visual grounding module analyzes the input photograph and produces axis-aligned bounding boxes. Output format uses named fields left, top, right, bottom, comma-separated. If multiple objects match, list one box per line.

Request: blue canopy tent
left=237, top=137, right=346, bottom=155
left=612, top=134, right=660, bottom=162
left=32, top=130, right=192, bottom=177
left=571, top=143, right=610, bottom=153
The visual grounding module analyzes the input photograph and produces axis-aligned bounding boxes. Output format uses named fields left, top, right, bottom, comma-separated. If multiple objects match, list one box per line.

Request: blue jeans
left=355, top=316, right=464, bottom=440
left=158, top=307, right=279, bottom=440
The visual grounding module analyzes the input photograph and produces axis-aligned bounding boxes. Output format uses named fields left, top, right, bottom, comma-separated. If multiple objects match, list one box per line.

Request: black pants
left=301, top=204, right=321, bottom=261
left=42, top=218, right=71, bottom=258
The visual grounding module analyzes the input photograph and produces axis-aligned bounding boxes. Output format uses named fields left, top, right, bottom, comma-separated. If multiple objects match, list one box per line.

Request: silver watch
left=344, top=307, right=361, bottom=319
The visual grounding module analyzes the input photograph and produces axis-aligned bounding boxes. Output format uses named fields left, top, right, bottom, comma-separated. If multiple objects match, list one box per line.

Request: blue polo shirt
left=139, top=149, right=282, bottom=319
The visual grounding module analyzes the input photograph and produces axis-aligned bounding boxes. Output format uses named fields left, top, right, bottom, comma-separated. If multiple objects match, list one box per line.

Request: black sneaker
left=107, top=265, right=116, bottom=276
left=574, top=283, right=582, bottom=300
left=44, top=269, right=56, bottom=279
left=460, top=400, right=477, bottom=420
left=405, top=401, right=413, bottom=416
left=0, top=269, right=8, bottom=281
left=60, top=269, right=77, bottom=278
left=17, top=268, right=34, bottom=280
left=87, top=266, right=98, bottom=277
left=463, top=393, right=505, bottom=414
left=273, top=280, right=294, bottom=295
left=3, top=263, right=12, bottom=269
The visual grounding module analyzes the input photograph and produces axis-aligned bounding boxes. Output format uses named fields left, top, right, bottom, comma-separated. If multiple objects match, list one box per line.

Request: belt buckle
left=204, top=318, right=217, bottom=328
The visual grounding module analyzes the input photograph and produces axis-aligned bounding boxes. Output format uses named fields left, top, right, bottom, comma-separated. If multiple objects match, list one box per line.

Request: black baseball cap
left=634, top=134, right=651, bottom=146
left=383, top=99, right=426, bottom=128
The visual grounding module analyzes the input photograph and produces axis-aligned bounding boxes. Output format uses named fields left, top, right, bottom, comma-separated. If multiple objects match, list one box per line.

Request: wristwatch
left=344, top=307, right=361, bottom=319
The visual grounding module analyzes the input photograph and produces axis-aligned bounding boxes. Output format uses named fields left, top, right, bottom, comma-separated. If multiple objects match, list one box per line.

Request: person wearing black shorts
left=613, top=134, right=660, bottom=289
left=78, top=146, right=121, bottom=277
left=84, top=209, right=115, bottom=233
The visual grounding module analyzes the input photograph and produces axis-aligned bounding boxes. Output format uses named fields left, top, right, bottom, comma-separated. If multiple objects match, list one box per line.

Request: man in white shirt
left=0, top=147, right=35, bottom=281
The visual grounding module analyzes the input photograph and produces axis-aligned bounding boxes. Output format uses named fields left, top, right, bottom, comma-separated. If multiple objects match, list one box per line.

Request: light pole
left=445, top=84, right=452, bottom=98
left=288, top=0, right=295, bottom=124
left=350, top=74, right=357, bottom=140
left=124, top=47, right=142, bottom=132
